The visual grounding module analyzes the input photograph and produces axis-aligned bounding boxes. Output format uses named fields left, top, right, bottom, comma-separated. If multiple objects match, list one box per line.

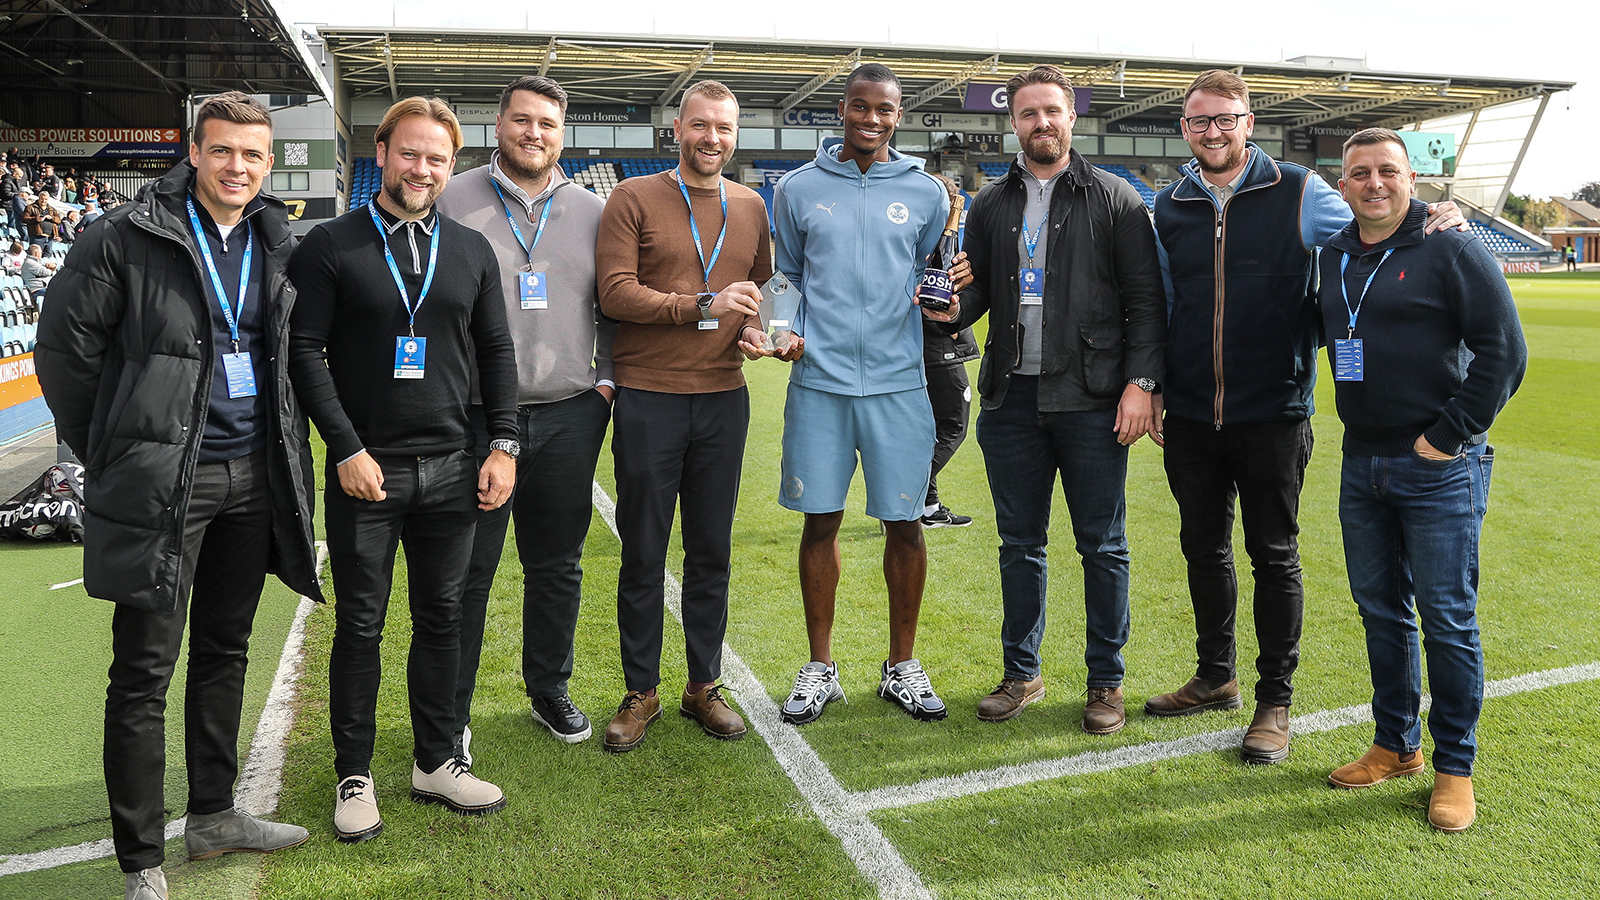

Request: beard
left=498, top=140, right=555, bottom=186
left=1196, top=141, right=1247, bottom=176
left=1022, top=130, right=1069, bottom=165
left=680, top=143, right=726, bottom=178
left=382, top=171, right=442, bottom=215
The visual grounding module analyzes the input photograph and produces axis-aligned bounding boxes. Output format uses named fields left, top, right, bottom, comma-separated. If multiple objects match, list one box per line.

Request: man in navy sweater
left=1319, top=128, right=1526, bottom=833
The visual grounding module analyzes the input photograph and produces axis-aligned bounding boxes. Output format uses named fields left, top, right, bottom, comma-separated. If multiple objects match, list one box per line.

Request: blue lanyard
left=1021, top=215, right=1046, bottom=265
left=186, top=197, right=252, bottom=350
left=1338, top=248, right=1394, bottom=338
left=368, top=202, right=439, bottom=337
left=490, top=178, right=552, bottom=264
left=675, top=168, right=727, bottom=291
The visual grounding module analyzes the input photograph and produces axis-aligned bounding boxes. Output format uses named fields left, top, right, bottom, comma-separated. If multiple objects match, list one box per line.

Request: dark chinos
left=977, top=375, right=1130, bottom=685
left=922, top=321, right=977, bottom=512
left=455, top=393, right=611, bottom=728
left=326, top=451, right=479, bottom=778
left=1160, top=414, right=1312, bottom=706
left=611, top=385, right=749, bottom=691
left=106, top=451, right=271, bottom=868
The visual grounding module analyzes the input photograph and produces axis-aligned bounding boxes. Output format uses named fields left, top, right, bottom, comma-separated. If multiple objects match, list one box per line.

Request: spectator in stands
left=1148, top=69, right=1466, bottom=765
left=0, top=165, right=17, bottom=228
left=60, top=209, right=80, bottom=243
left=21, top=189, right=62, bottom=246
left=769, top=63, right=959, bottom=726
left=77, top=200, right=101, bottom=235
left=62, top=176, right=79, bottom=204
left=942, top=64, right=1163, bottom=732
left=35, top=91, right=320, bottom=900
left=36, top=162, right=60, bottom=196
left=434, top=74, right=617, bottom=754
left=20, top=243, right=56, bottom=300
left=2, top=241, right=23, bottom=274
left=919, top=174, right=980, bottom=531
left=289, top=96, right=517, bottom=842
left=595, top=79, right=784, bottom=751
left=6, top=166, right=27, bottom=227
left=1321, top=128, right=1525, bottom=833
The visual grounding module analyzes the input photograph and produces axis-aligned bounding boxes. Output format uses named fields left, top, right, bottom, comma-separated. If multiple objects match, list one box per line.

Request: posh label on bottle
left=918, top=267, right=953, bottom=312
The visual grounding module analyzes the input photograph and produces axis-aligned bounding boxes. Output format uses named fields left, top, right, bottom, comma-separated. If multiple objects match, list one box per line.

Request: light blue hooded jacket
left=774, top=137, right=949, bottom=397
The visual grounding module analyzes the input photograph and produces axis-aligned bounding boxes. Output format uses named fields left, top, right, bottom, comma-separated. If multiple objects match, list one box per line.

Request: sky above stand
left=276, top=0, right=1596, bottom=198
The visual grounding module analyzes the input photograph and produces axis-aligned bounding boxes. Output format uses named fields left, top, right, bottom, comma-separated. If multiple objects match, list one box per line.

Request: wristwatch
left=489, top=438, right=521, bottom=459
left=1129, top=377, right=1158, bottom=393
left=696, top=292, right=716, bottom=319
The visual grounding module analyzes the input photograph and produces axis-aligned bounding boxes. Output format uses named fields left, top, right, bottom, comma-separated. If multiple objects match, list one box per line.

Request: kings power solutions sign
left=0, top=127, right=183, bottom=159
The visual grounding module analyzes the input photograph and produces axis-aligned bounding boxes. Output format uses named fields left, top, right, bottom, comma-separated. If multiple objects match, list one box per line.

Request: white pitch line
left=590, top=483, right=934, bottom=900
left=0, top=543, right=328, bottom=878
left=847, top=660, right=1600, bottom=815
left=48, top=577, right=83, bottom=590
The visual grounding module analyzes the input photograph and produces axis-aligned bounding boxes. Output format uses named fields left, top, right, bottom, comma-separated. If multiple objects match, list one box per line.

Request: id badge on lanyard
left=519, top=270, right=548, bottom=310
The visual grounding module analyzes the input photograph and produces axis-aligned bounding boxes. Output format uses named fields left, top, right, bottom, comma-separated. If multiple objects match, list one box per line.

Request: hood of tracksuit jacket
left=776, top=136, right=948, bottom=396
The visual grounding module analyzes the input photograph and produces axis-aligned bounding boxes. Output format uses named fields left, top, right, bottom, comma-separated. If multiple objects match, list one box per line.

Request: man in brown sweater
left=595, top=79, right=799, bottom=751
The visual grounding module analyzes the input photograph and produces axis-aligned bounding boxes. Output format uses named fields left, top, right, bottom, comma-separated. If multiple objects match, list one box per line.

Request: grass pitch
left=6, top=271, right=1599, bottom=898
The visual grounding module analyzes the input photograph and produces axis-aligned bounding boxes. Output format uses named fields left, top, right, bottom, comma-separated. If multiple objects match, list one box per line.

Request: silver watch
left=489, top=438, right=521, bottom=459
left=696, top=292, right=716, bottom=320
left=1129, top=377, right=1157, bottom=393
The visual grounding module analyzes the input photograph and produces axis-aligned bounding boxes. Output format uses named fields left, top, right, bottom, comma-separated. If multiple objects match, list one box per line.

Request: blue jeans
left=976, top=376, right=1130, bottom=686
left=1339, top=444, right=1493, bottom=777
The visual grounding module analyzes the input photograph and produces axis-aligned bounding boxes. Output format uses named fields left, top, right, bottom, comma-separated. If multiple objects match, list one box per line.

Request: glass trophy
left=759, top=272, right=801, bottom=352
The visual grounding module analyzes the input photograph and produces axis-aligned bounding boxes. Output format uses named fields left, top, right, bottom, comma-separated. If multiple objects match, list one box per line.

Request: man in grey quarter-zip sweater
left=435, top=75, right=616, bottom=753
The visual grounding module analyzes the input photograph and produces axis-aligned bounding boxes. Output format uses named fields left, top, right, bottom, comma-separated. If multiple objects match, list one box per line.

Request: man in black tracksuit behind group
left=288, top=97, right=519, bottom=843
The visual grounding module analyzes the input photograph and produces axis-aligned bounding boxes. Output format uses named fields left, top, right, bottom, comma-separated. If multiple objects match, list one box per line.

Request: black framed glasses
left=1182, top=113, right=1248, bottom=133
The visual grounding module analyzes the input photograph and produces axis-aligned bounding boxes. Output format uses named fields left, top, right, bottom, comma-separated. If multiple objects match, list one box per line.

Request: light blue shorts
left=779, top=382, right=934, bottom=521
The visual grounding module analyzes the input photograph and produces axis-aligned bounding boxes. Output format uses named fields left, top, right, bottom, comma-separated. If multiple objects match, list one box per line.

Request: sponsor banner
left=905, top=112, right=999, bottom=131
left=658, top=108, right=773, bottom=127
left=963, top=83, right=1091, bottom=115
left=1106, top=119, right=1180, bottom=137
left=0, top=127, right=182, bottom=160
left=966, top=132, right=1004, bottom=155
left=565, top=104, right=651, bottom=125
left=451, top=103, right=499, bottom=124
left=1289, top=129, right=1314, bottom=152
left=1501, top=260, right=1541, bottom=273
left=781, top=108, right=843, bottom=128
left=0, top=353, right=41, bottom=410
left=281, top=197, right=338, bottom=222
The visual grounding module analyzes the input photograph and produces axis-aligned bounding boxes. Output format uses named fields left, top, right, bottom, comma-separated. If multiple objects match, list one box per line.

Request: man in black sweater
left=1319, top=128, right=1526, bottom=834
left=288, top=97, right=520, bottom=842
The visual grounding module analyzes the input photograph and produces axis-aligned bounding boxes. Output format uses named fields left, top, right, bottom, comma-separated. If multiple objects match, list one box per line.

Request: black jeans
left=326, top=450, right=477, bottom=778
left=611, top=386, right=748, bottom=692
left=455, top=391, right=610, bottom=731
left=1161, top=414, right=1313, bottom=707
left=104, top=450, right=271, bottom=872
left=924, top=362, right=971, bottom=510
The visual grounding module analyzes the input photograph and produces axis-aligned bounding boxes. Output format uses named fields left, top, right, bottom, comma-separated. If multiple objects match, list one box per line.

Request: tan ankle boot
left=1329, top=744, right=1424, bottom=788
left=1429, top=773, right=1476, bottom=832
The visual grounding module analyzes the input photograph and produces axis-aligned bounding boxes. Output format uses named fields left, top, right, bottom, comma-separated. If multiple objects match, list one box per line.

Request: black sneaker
left=921, top=505, right=972, bottom=528
left=530, top=693, right=593, bottom=743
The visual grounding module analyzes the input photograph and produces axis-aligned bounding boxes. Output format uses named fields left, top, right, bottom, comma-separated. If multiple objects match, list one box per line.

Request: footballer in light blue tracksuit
left=770, top=64, right=961, bottom=726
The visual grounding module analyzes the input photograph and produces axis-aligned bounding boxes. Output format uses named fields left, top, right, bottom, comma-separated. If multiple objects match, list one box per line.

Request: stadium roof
left=0, top=0, right=327, bottom=126
left=315, top=27, right=1572, bottom=130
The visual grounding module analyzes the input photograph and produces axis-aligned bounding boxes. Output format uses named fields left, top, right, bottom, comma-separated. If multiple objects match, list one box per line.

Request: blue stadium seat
left=1466, top=221, right=1536, bottom=253
left=1100, top=164, right=1157, bottom=208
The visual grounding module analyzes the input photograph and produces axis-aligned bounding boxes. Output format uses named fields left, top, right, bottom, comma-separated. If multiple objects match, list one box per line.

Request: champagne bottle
left=917, top=194, right=965, bottom=312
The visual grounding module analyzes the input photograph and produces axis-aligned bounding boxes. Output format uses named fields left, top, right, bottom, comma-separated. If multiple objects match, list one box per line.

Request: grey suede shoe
left=125, top=867, right=167, bottom=900
left=185, top=806, right=309, bottom=860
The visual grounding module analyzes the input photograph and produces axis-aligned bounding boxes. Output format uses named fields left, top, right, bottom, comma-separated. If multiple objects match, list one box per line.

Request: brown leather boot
left=1082, top=686, right=1125, bottom=734
left=1429, top=774, right=1476, bottom=832
left=976, top=676, right=1044, bottom=722
left=1240, top=703, right=1290, bottom=764
left=680, top=684, right=747, bottom=741
left=602, top=691, right=661, bottom=753
left=1142, top=676, right=1242, bottom=717
left=1328, top=744, right=1424, bottom=788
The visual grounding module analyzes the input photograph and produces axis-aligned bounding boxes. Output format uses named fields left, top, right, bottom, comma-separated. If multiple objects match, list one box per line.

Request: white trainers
left=879, top=658, right=948, bottom=721
left=333, top=773, right=383, bottom=843
left=124, top=867, right=167, bottom=900
left=781, top=660, right=847, bottom=725
left=411, top=758, right=507, bottom=816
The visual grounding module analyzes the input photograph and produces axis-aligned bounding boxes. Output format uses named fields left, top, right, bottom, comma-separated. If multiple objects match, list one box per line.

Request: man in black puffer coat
left=36, top=92, right=320, bottom=900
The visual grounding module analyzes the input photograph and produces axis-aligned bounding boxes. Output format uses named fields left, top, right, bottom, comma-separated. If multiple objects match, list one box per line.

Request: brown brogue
left=680, top=684, right=747, bottom=741
left=1142, top=676, right=1243, bottom=717
left=1240, top=703, right=1290, bottom=764
left=1082, top=685, right=1125, bottom=734
left=1429, top=774, right=1476, bottom=832
left=602, top=691, right=661, bottom=753
left=1328, top=744, right=1425, bottom=788
left=976, top=676, right=1045, bottom=722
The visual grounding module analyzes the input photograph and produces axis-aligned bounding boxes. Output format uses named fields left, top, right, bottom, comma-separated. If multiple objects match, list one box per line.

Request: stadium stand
left=1100, top=164, right=1157, bottom=207
left=350, top=157, right=380, bottom=203
left=977, top=162, right=1008, bottom=179
left=1468, top=220, right=1538, bottom=253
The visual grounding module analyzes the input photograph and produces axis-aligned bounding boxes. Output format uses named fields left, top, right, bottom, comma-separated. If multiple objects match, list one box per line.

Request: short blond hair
left=1183, top=70, right=1250, bottom=113
left=375, top=97, right=463, bottom=155
left=681, top=80, right=737, bottom=114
